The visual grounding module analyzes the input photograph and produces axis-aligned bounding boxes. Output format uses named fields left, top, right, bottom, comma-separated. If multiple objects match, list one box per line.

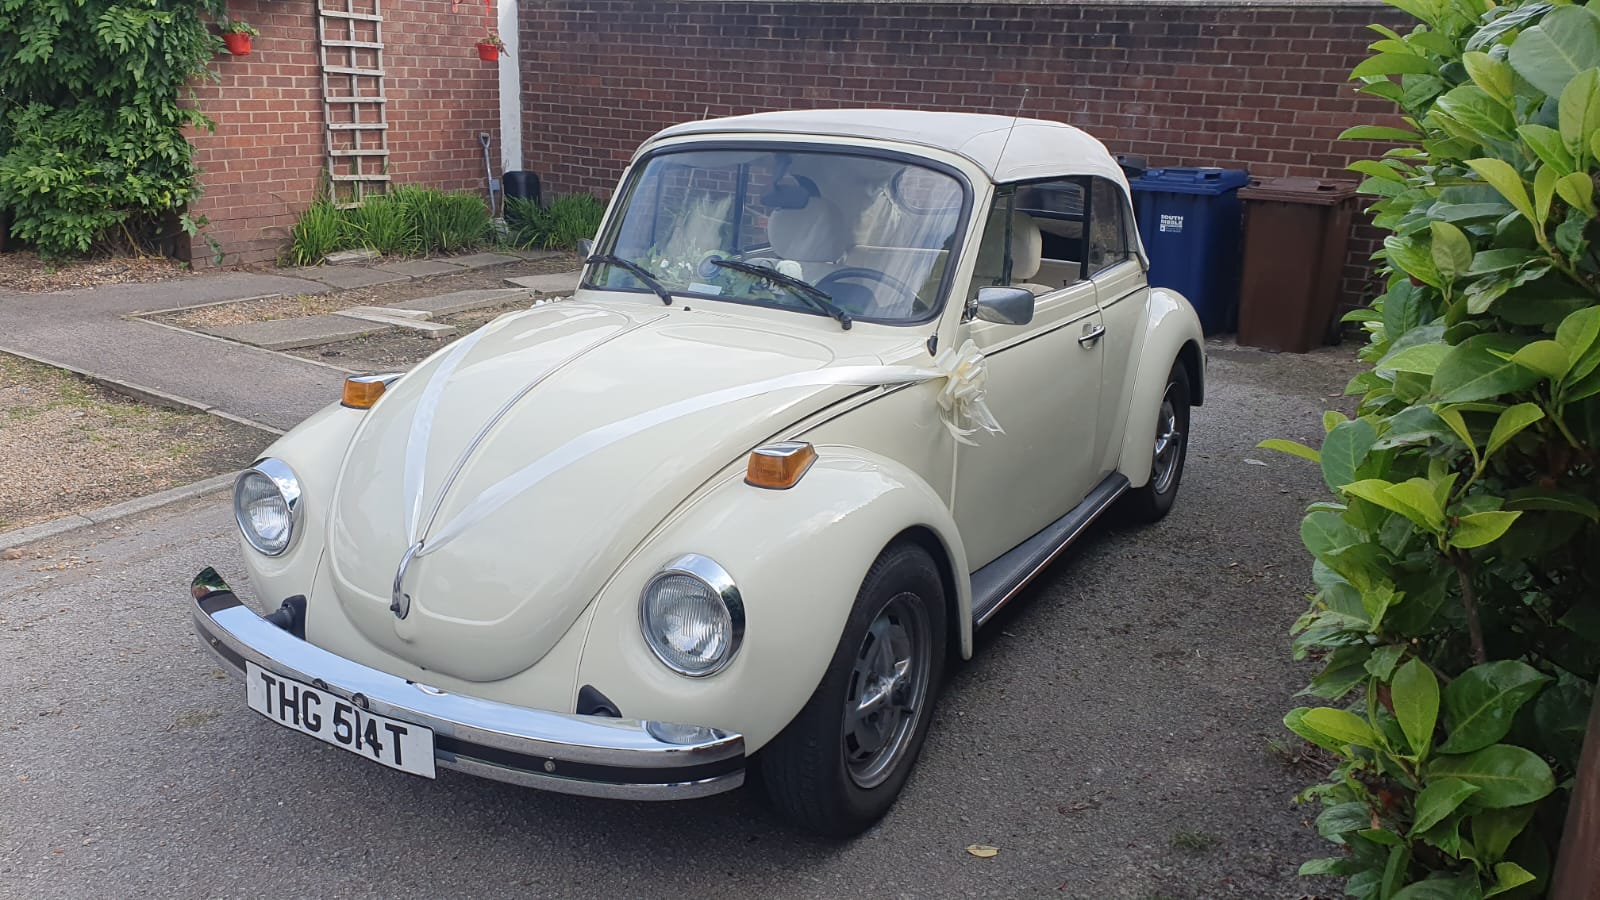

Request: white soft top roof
left=645, top=109, right=1129, bottom=189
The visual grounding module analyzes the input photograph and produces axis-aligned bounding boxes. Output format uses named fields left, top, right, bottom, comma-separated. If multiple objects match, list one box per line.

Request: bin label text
left=1159, top=214, right=1184, bottom=234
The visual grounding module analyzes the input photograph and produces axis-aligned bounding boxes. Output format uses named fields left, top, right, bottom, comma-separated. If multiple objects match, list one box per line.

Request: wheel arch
left=574, top=445, right=972, bottom=751
left=1116, top=289, right=1206, bottom=487
left=893, top=525, right=969, bottom=662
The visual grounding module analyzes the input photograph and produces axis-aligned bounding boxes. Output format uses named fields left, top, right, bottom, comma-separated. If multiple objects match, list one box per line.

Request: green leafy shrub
left=342, top=194, right=419, bottom=257
left=286, top=186, right=496, bottom=264
left=288, top=200, right=345, bottom=267
left=505, top=193, right=605, bottom=250
left=0, top=0, right=221, bottom=257
left=1268, top=1, right=1600, bottom=896
left=391, top=185, right=492, bottom=254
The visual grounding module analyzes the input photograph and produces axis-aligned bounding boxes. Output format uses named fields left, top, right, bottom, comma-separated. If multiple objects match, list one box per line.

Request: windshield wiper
left=587, top=254, right=673, bottom=305
left=708, top=258, right=852, bottom=330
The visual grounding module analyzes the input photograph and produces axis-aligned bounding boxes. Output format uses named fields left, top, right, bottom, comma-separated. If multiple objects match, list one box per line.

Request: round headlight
left=640, top=555, right=744, bottom=677
left=234, top=458, right=302, bottom=557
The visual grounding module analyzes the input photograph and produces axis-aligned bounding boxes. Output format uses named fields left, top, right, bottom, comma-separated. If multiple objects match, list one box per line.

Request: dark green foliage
left=286, top=187, right=494, bottom=265
left=390, top=186, right=492, bottom=254
left=288, top=200, right=343, bottom=267
left=0, top=0, right=222, bottom=256
left=1268, top=1, right=1600, bottom=896
left=505, top=193, right=604, bottom=250
left=342, top=195, right=420, bottom=257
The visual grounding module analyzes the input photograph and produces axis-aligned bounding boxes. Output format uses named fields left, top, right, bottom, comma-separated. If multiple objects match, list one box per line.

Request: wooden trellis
left=316, top=0, right=390, bottom=206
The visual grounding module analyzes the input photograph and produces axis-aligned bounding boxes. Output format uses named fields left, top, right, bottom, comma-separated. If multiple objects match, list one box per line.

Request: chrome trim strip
left=441, top=755, right=742, bottom=801
left=970, top=473, right=1129, bottom=626
left=191, top=583, right=745, bottom=799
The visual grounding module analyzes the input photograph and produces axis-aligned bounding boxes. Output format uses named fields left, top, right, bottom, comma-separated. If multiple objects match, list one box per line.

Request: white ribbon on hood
left=401, top=335, right=1003, bottom=560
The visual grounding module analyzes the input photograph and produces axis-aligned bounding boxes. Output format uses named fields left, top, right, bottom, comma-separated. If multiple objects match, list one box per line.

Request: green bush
left=391, top=185, right=492, bottom=254
left=286, top=187, right=494, bottom=264
left=0, top=0, right=221, bottom=257
left=505, top=193, right=605, bottom=251
left=1269, top=1, right=1600, bottom=896
left=342, top=194, right=419, bottom=257
left=288, top=200, right=344, bottom=267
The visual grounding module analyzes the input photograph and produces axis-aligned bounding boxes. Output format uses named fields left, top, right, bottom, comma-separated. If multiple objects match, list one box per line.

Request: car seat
left=971, top=210, right=1055, bottom=298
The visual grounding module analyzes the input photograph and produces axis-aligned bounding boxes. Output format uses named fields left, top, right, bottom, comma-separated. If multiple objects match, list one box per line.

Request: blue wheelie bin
left=1128, top=167, right=1250, bottom=334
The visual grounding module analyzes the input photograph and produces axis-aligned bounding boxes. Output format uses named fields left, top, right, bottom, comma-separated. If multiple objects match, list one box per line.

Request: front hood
left=326, top=301, right=878, bottom=682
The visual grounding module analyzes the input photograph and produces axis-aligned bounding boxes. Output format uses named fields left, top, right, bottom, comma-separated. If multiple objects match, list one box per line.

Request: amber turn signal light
left=745, top=441, right=817, bottom=490
left=341, top=374, right=391, bottom=409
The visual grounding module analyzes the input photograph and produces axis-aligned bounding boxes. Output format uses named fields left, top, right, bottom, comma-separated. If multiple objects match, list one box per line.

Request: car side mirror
left=577, top=238, right=595, bottom=257
left=974, top=286, right=1035, bottom=325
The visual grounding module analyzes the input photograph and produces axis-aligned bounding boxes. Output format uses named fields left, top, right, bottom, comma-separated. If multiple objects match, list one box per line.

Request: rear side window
left=1089, top=178, right=1131, bottom=274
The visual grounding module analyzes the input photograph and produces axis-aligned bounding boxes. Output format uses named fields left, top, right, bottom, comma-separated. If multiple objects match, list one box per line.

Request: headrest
left=974, top=210, right=1043, bottom=283
left=768, top=198, right=850, bottom=262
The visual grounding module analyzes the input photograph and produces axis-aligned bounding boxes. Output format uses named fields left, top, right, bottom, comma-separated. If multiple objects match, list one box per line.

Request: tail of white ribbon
left=404, top=341, right=1003, bottom=560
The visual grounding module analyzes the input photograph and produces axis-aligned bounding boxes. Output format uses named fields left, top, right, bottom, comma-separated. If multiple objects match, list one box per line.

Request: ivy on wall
left=0, top=0, right=223, bottom=256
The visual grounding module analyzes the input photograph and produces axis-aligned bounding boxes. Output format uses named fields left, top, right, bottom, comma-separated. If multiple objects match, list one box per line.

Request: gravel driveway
left=0, top=341, right=1360, bottom=899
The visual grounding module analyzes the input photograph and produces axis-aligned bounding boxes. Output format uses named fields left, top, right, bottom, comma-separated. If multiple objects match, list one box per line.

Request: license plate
left=245, top=662, right=436, bottom=778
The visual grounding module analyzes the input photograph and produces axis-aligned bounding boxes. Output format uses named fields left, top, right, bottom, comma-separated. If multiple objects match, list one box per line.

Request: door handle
left=1078, top=323, right=1106, bottom=348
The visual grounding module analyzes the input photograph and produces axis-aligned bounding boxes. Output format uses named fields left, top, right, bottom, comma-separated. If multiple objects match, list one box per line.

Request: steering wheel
left=815, top=267, right=922, bottom=317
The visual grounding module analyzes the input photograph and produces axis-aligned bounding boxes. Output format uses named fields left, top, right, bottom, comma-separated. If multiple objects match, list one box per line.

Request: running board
left=969, top=474, right=1129, bottom=627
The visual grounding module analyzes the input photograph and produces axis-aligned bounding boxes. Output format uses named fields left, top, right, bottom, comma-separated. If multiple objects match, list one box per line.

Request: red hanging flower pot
left=223, top=32, right=253, bottom=55
left=476, top=40, right=499, bottom=61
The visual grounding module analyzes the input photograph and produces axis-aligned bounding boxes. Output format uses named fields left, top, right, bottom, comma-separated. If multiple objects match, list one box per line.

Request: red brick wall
left=518, top=0, right=1410, bottom=309
left=184, top=0, right=501, bottom=268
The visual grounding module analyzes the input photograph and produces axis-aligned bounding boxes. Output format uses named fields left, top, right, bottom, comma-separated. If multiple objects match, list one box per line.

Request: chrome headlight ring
left=233, top=457, right=303, bottom=557
left=639, top=554, right=746, bottom=678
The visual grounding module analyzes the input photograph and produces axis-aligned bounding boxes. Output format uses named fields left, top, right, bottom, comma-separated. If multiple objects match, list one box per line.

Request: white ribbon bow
left=930, top=339, right=1004, bottom=446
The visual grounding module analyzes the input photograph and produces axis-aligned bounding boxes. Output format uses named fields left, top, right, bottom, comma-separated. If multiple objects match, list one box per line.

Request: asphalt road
left=0, top=342, right=1362, bottom=900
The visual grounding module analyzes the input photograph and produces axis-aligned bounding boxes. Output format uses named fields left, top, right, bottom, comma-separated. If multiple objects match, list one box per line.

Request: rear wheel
left=1119, top=361, right=1191, bottom=523
left=759, top=542, right=946, bottom=837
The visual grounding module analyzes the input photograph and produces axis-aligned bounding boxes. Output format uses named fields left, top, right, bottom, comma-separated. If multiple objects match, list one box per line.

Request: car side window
left=970, top=180, right=1086, bottom=300
left=1088, top=178, right=1131, bottom=274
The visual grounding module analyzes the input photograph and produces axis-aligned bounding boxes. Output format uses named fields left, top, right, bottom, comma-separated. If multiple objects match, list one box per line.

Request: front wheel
left=1119, top=360, right=1191, bottom=523
left=759, top=542, right=947, bottom=837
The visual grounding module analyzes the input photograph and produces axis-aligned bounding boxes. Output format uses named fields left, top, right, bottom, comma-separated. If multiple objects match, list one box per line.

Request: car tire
left=1119, top=360, right=1191, bottom=524
left=759, top=541, right=947, bottom=837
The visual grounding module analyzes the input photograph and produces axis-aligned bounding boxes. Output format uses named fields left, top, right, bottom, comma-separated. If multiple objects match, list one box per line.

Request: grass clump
left=287, top=200, right=345, bottom=267
left=286, top=186, right=495, bottom=265
left=505, top=193, right=605, bottom=251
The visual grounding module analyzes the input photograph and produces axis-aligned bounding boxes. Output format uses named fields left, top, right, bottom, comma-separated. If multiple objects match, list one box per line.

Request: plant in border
left=0, top=0, right=225, bottom=257
left=505, top=193, right=604, bottom=251
left=1264, top=1, right=1600, bottom=897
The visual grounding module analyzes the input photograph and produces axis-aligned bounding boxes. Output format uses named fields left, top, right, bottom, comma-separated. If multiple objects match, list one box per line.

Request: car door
left=952, top=185, right=1104, bottom=569
left=1086, top=177, right=1151, bottom=477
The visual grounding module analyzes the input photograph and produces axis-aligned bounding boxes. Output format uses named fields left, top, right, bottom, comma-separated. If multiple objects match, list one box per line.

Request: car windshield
left=591, top=148, right=967, bottom=324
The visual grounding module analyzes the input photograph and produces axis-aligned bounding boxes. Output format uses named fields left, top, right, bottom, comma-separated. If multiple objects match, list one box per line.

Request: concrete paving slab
left=334, top=309, right=458, bottom=338
left=503, top=271, right=581, bottom=294
left=393, top=288, right=528, bottom=316
left=326, top=248, right=380, bottom=266
left=206, top=314, right=391, bottom=350
left=280, top=266, right=408, bottom=290
left=447, top=252, right=521, bottom=270
left=0, top=318, right=346, bottom=431
left=0, top=272, right=330, bottom=320
left=335, top=305, right=432, bottom=320
left=372, top=258, right=464, bottom=279
left=503, top=249, right=567, bottom=261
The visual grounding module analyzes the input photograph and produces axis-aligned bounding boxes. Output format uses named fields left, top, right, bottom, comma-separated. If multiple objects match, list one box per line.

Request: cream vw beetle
left=192, top=110, right=1205, bottom=836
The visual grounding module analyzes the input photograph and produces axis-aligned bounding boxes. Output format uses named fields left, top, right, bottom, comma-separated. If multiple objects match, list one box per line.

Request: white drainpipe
left=497, top=0, right=522, bottom=176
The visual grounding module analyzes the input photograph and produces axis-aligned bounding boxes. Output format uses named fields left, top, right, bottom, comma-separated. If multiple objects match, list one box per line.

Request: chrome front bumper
left=189, top=570, right=745, bottom=800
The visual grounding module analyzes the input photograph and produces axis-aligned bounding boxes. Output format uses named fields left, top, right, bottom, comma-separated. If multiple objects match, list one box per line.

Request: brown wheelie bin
left=1235, top=177, right=1360, bottom=352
